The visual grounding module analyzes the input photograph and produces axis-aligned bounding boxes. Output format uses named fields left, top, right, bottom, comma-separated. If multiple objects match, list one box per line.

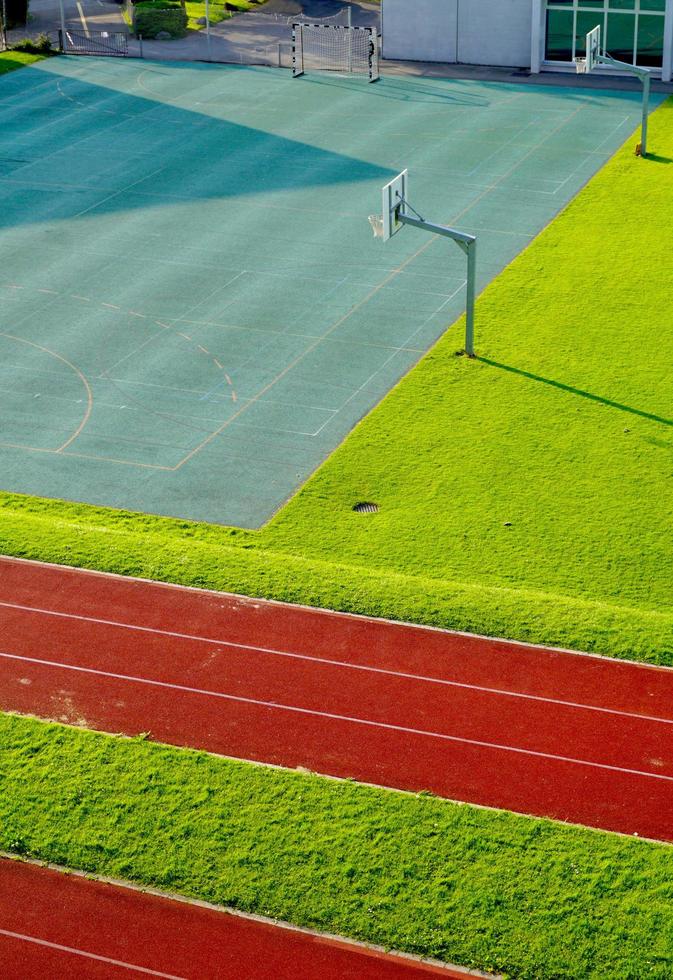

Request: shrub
left=10, top=34, right=54, bottom=54
left=133, top=2, right=187, bottom=38
left=135, top=0, right=182, bottom=9
left=3, top=0, right=29, bottom=29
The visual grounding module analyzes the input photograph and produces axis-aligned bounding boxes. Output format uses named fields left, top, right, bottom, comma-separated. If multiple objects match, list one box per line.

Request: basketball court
left=0, top=56, right=659, bottom=526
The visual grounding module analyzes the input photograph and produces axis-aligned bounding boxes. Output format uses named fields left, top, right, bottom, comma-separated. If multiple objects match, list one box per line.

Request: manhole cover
left=353, top=502, right=379, bottom=514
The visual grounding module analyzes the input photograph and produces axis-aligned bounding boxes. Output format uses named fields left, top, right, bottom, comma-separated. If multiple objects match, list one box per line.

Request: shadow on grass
left=0, top=55, right=40, bottom=77
left=645, top=153, right=673, bottom=164
left=479, top=357, right=673, bottom=427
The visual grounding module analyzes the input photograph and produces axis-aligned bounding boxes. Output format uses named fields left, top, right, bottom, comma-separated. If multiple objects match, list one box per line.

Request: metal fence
left=5, top=2, right=379, bottom=69
left=61, top=29, right=129, bottom=56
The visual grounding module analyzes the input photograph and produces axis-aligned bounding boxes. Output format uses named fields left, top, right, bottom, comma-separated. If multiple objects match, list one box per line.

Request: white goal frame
left=292, top=24, right=380, bottom=83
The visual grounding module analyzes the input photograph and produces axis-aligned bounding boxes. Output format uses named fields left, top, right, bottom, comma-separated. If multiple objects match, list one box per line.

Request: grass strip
left=0, top=52, right=47, bottom=74
left=185, top=3, right=229, bottom=31
left=2, top=712, right=672, bottom=979
left=2, top=492, right=673, bottom=663
left=0, top=93, right=671, bottom=662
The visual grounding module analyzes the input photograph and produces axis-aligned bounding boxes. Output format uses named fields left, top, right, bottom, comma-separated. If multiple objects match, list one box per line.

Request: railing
left=60, top=29, right=129, bottom=56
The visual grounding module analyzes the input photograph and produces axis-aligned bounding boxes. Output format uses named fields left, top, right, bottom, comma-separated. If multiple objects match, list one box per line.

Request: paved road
left=7, top=0, right=380, bottom=66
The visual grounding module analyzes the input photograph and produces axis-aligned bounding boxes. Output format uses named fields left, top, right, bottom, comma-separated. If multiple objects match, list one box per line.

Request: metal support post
left=1, top=0, right=7, bottom=52
left=399, top=213, right=477, bottom=358
left=641, top=71, right=651, bottom=157
left=58, top=0, right=66, bottom=42
left=464, top=239, right=477, bottom=358
left=205, top=0, right=212, bottom=61
left=597, top=54, right=652, bottom=156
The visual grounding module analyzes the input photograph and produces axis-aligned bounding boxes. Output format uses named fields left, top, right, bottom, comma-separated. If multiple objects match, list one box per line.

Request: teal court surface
left=0, top=58, right=660, bottom=527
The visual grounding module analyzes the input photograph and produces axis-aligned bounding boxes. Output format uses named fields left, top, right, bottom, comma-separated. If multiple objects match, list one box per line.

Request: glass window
left=606, top=12, right=636, bottom=61
left=544, top=1, right=666, bottom=68
left=637, top=13, right=665, bottom=65
left=546, top=8, right=575, bottom=61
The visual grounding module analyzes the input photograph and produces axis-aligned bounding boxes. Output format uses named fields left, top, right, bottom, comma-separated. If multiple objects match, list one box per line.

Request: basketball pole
left=398, top=213, right=477, bottom=358
left=580, top=27, right=653, bottom=158
left=596, top=53, right=652, bottom=156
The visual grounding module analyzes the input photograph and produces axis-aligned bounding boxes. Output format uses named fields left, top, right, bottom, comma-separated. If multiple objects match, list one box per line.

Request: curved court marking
left=0, top=928, right=185, bottom=979
left=1, top=281, right=242, bottom=464
left=56, top=79, right=127, bottom=120
left=2, top=598, right=671, bottom=728
left=2, top=649, right=672, bottom=784
left=0, top=333, right=93, bottom=453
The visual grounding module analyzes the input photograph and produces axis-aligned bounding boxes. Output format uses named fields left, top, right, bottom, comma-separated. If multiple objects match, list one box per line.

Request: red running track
left=1, top=557, right=673, bottom=841
left=0, top=858, right=468, bottom=979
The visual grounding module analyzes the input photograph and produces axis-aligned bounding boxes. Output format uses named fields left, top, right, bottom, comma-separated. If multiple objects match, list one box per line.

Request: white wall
left=383, top=0, right=533, bottom=69
left=458, top=0, right=532, bottom=68
left=382, top=0, right=458, bottom=64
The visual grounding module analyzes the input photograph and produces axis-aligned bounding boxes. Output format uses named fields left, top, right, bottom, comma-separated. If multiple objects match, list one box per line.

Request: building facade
left=382, top=0, right=673, bottom=82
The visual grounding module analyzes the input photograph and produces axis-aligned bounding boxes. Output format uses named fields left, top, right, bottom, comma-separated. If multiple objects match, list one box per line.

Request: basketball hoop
left=368, top=214, right=385, bottom=239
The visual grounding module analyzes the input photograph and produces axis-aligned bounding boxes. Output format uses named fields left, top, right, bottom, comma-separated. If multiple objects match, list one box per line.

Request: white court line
left=73, top=168, right=165, bottom=221
left=322, top=283, right=468, bottom=425
left=0, top=927, right=185, bottom=979
left=1, top=649, right=671, bottom=784
left=552, top=115, right=632, bottom=195
left=1, top=600, right=672, bottom=728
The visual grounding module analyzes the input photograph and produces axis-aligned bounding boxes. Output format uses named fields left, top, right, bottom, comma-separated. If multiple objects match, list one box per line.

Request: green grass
left=1, top=96, right=672, bottom=662
left=185, top=2, right=229, bottom=31
left=2, top=712, right=673, bottom=979
left=0, top=51, right=47, bottom=74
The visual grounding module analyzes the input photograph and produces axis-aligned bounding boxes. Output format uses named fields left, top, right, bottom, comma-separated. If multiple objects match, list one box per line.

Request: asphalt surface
left=6, top=0, right=380, bottom=66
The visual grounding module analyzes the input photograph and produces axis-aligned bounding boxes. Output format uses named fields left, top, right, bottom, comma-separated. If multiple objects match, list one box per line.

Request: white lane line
left=1, top=650, right=672, bottom=784
left=76, top=0, right=89, bottom=34
left=0, top=600, right=672, bottom=727
left=0, top=927, right=186, bottom=979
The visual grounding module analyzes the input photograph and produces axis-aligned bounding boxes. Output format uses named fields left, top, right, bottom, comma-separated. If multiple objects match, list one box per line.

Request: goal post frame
left=292, top=23, right=380, bottom=83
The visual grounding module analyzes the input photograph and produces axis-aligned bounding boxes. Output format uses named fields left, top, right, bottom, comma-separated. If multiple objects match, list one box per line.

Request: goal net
left=292, top=24, right=379, bottom=82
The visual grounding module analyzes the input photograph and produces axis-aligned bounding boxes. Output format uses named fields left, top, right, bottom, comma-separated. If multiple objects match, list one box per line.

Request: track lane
left=1, top=557, right=673, bottom=840
left=1, top=608, right=671, bottom=774
left=2, top=557, right=672, bottom=717
left=0, top=859, right=466, bottom=979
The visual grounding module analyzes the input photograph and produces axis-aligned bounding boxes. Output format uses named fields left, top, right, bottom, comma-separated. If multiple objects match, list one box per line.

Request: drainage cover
left=353, top=502, right=379, bottom=514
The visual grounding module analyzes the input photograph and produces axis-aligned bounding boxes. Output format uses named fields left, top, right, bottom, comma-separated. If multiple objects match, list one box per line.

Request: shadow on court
left=0, top=63, right=394, bottom=233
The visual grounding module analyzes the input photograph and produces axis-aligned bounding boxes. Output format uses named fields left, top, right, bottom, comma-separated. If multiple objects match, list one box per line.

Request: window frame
left=543, top=0, right=667, bottom=67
